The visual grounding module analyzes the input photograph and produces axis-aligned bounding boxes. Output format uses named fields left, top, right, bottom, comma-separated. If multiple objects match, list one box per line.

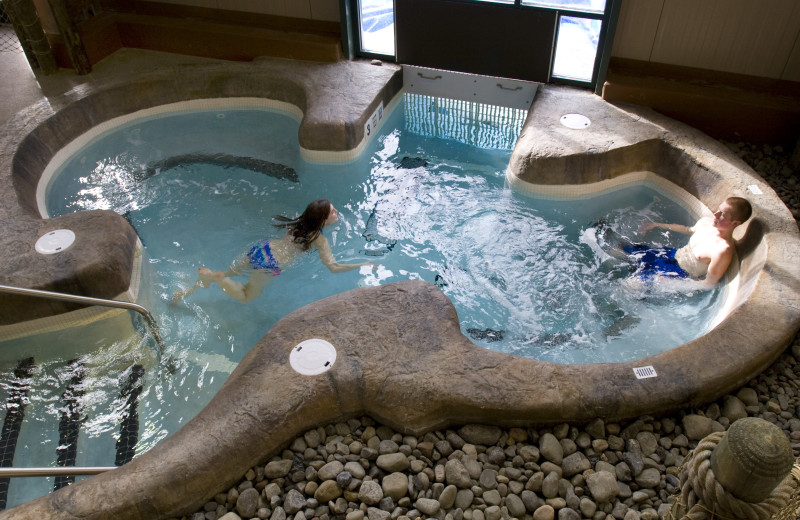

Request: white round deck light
left=290, top=339, right=337, bottom=375
left=35, top=229, right=75, bottom=254
left=560, top=113, right=591, bottom=129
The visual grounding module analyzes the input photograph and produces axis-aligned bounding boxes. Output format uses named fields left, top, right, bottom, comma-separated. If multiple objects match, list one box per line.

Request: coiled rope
left=671, top=432, right=798, bottom=520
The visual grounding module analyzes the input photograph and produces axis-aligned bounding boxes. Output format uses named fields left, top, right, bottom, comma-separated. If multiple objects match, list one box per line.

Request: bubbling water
left=350, top=137, right=720, bottom=364
left=46, top=105, right=723, bottom=368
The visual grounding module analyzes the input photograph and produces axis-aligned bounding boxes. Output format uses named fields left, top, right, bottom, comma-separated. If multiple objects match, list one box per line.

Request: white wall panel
left=611, top=0, right=664, bottom=61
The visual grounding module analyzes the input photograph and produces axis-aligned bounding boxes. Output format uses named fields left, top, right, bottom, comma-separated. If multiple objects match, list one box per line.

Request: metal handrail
left=0, top=284, right=165, bottom=362
left=0, top=467, right=115, bottom=477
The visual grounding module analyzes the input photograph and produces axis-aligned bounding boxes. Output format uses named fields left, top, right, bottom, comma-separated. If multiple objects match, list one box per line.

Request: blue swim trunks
left=623, top=245, right=689, bottom=279
left=246, top=240, right=281, bottom=275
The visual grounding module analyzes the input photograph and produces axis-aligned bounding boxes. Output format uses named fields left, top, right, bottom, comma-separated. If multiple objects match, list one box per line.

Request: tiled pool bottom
left=0, top=57, right=798, bottom=519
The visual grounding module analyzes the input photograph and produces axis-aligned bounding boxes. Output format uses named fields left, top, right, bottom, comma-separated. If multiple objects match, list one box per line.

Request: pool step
left=0, top=358, right=35, bottom=509
left=54, top=360, right=86, bottom=491
left=0, top=359, right=146, bottom=509
left=115, top=364, right=144, bottom=466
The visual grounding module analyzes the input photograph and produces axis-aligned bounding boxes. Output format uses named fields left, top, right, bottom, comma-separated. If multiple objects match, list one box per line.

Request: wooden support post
left=3, top=0, right=57, bottom=74
left=710, top=417, right=794, bottom=503
left=46, top=0, right=91, bottom=74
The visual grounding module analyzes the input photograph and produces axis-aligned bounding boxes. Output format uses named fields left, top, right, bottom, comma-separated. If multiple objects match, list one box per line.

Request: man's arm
left=698, top=248, right=733, bottom=287
left=640, top=222, right=694, bottom=235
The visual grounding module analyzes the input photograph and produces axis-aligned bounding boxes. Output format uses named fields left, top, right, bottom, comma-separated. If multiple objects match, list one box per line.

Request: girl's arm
left=313, top=235, right=370, bottom=273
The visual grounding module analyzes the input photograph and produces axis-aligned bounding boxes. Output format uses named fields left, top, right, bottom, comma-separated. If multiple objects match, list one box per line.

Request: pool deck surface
left=1, top=49, right=799, bottom=519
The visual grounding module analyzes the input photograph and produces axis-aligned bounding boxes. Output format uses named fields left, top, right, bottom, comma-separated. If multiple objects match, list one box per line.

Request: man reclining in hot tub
left=604, top=196, right=752, bottom=288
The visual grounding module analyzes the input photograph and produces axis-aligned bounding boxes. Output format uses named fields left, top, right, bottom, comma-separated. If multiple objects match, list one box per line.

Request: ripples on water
left=350, top=133, right=720, bottom=364
left=0, top=104, right=723, bottom=500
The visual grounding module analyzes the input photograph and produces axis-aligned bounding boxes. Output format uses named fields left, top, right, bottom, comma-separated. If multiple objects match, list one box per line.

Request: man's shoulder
left=696, top=216, right=715, bottom=227
left=714, top=238, right=735, bottom=258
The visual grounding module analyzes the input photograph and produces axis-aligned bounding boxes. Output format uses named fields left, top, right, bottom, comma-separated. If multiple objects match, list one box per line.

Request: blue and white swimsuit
left=623, top=244, right=689, bottom=280
left=246, top=240, right=281, bottom=275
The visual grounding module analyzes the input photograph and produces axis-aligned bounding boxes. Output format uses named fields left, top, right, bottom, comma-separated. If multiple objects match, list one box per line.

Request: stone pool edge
left=0, top=69, right=798, bottom=519
left=0, top=57, right=402, bottom=326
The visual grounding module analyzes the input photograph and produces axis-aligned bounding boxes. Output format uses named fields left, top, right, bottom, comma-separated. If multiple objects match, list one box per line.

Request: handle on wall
left=418, top=72, right=443, bottom=80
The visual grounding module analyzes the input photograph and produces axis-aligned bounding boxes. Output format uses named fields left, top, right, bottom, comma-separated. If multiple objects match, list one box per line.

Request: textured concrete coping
left=1, top=75, right=799, bottom=518
left=507, top=84, right=800, bottom=412
left=0, top=57, right=402, bottom=327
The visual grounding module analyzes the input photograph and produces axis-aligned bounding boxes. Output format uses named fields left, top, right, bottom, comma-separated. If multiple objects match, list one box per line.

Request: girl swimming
left=172, top=199, right=371, bottom=304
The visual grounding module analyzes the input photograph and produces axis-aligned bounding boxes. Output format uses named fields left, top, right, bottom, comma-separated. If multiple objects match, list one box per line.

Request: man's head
left=726, top=196, right=752, bottom=223
left=714, top=196, right=752, bottom=230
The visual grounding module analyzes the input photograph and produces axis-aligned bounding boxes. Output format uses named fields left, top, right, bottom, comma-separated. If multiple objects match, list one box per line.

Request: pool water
left=0, top=96, right=723, bottom=506
left=0, top=312, right=152, bottom=507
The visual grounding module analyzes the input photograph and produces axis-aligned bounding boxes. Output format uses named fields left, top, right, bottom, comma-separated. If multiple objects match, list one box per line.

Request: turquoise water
left=1, top=97, right=722, bottom=506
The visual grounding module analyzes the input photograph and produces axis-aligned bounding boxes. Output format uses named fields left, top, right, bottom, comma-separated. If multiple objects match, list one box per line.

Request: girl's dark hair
left=274, top=199, right=332, bottom=250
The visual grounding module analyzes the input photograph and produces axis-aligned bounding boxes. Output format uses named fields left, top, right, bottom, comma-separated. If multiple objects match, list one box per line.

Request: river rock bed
left=182, top=141, right=800, bottom=520
left=722, top=140, right=800, bottom=225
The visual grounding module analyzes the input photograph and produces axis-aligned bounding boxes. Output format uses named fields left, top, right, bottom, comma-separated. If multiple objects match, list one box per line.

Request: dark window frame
left=341, top=0, right=620, bottom=92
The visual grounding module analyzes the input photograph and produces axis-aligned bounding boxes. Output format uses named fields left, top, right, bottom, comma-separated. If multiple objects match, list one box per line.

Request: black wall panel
left=396, top=0, right=557, bottom=82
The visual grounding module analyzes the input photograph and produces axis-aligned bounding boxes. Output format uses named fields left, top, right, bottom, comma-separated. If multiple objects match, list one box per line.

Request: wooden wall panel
left=310, top=0, right=340, bottom=22
left=612, top=0, right=800, bottom=80
left=610, top=0, right=663, bottom=61
left=226, top=0, right=310, bottom=19
left=784, top=35, right=800, bottom=82
left=141, top=0, right=340, bottom=21
left=650, top=0, right=800, bottom=78
left=149, top=0, right=215, bottom=8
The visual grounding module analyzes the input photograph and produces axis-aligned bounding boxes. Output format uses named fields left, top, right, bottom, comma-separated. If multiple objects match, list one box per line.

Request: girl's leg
left=195, top=268, right=245, bottom=302
left=171, top=258, right=249, bottom=304
left=198, top=268, right=272, bottom=303
left=236, top=271, right=273, bottom=303
left=171, top=276, right=210, bottom=304
left=171, top=284, right=198, bottom=304
left=171, top=267, right=228, bottom=304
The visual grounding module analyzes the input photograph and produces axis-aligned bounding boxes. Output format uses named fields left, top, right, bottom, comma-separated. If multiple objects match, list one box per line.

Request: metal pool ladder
left=0, top=284, right=167, bottom=364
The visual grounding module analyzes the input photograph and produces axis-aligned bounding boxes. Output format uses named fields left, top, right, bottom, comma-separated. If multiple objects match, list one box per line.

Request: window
left=349, top=0, right=618, bottom=91
left=552, top=15, right=602, bottom=82
left=358, top=0, right=395, bottom=56
left=521, top=0, right=606, bottom=14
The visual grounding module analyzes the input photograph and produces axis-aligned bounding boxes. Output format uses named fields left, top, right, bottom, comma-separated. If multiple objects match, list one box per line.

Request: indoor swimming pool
left=0, top=94, right=725, bottom=507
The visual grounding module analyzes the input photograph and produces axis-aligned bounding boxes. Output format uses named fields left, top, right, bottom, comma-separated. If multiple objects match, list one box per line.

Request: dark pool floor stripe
left=115, top=364, right=144, bottom=466
left=0, top=358, right=35, bottom=509
left=54, top=360, right=86, bottom=491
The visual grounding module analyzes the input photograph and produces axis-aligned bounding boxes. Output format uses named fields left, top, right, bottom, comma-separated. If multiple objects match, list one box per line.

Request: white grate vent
left=633, top=366, right=657, bottom=379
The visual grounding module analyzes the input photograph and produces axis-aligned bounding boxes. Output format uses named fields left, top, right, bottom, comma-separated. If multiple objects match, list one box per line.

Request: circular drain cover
left=290, top=339, right=337, bottom=375
left=35, top=229, right=76, bottom=254
left=560, top=113, right=591, bottom=129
